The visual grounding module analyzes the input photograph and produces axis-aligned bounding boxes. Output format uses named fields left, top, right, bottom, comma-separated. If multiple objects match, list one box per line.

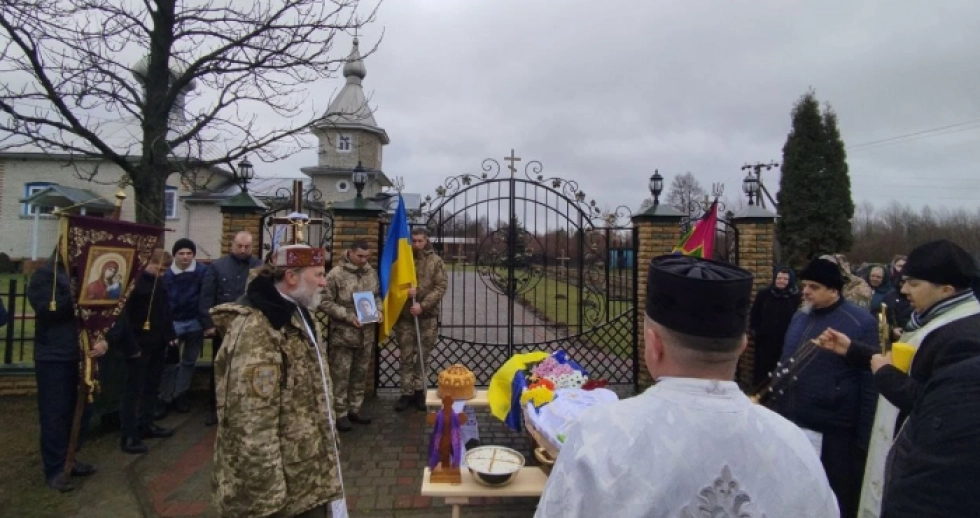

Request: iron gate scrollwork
left=376, top=152, right=639, bottom=390
left=257, top=183, right=335, bottom=266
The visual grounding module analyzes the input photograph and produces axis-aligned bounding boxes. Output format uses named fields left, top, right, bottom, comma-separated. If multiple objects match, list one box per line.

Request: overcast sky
left=262, top=0, right=980, bottom=213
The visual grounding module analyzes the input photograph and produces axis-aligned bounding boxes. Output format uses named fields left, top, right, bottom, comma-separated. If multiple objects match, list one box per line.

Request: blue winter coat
left=164, top=261, right=208, bottom=323
left=775, top=298, right=879, bottom=447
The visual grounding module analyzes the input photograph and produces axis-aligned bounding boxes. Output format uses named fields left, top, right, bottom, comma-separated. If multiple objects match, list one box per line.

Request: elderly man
left=199, top=230, right=262, bottom=426
left=322, top=240, right=381, bottom=432
left=211, top=244, right=346, bottom=518
left=393, top=228, right=447, bottom=412
left=774, top=257, right=878, bottom=518
left=536, top=255, right=838, bottom=518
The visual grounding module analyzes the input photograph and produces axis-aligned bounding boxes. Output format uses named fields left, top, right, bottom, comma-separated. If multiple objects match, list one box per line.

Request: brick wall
left=632, top=213, right=683, bottom=390
left=733, top=217, right=776, bottom=390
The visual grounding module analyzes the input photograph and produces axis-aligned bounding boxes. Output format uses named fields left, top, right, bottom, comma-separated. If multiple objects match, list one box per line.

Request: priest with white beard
left=535, top=255, right=839, bottom=518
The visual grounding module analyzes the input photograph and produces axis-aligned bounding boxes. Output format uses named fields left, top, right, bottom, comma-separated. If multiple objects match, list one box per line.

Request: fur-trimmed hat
left=800, top=258, right=845, bottom=291
left=903, top=239, right=977, bottom=289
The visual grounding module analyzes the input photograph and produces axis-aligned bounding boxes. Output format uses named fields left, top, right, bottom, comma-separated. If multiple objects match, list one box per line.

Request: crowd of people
left=26, top=226, right=980, bottom=517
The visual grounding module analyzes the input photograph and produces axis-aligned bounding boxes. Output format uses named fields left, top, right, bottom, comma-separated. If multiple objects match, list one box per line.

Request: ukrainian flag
left=379, top=195, right=417, bottom=340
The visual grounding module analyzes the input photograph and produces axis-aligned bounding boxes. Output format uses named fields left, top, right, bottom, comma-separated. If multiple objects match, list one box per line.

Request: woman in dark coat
left=749, top=267, right=802, bottom=387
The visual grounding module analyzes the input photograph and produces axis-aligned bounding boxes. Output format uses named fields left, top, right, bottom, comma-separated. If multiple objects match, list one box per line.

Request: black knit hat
left=903, top=239, right=977, bottom=289
left=799, top=258, right=844, bottom=291
left=646, top=255, right=754, bottom=338
left=172, top=238, right=196, bottom=256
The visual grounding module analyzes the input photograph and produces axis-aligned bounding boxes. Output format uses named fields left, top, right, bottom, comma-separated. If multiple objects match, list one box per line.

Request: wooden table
left=425, top=389, right=490, bottom=408
left=421, top=466, right=547, bottom=518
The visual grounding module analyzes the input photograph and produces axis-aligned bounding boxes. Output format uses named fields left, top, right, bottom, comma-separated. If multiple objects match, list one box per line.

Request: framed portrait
left=353, top=291, right=379, bottom=324
left=78, top=246, right=135, bottom=306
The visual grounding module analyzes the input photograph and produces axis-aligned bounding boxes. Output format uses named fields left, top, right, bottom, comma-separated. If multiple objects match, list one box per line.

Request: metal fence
left=2, top=278, right=35, bottom=364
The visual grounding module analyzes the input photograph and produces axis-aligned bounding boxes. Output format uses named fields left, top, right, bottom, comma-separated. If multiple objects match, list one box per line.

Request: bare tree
left=0, top=0, right=379, bottom=223
left=665, top=172, right=706, bottom=219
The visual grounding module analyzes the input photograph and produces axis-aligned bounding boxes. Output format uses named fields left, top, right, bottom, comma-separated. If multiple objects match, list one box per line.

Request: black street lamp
left=742, top=171, right=759, bottom=206
left=649, top=170, right=664, bottom=206
left=352, top=161, right=368, bottom=198
left=233, top=156, right=254, bottom=193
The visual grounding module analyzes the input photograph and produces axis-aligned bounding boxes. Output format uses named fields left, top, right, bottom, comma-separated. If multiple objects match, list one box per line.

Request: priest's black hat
left=646, top=255, right=754, bottom=338
left=903, top=239, right=978, bottom=289
left=799, top=258, right=845, bottom=291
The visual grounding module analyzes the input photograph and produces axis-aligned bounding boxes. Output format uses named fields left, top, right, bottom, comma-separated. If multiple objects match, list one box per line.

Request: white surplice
left=857, top=298, right=980, bottom=518
left=535, top=377, right=839, bottom=518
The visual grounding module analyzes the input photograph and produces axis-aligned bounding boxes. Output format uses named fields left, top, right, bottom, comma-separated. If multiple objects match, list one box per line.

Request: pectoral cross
left=267, top=179, right=324, bottom=246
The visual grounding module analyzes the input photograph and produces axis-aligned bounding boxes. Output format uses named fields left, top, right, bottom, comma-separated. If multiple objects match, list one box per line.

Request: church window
left=337, top=134, right=353, bottom=153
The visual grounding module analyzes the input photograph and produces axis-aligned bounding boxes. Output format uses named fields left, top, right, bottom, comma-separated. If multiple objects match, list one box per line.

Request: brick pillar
left=732, top=206, right=777, bottom=390
left=330, top=198, right=385, bottom=395
left=219, top=192, right=267, bottom=258
left=631, top=204, right=685, bottom=390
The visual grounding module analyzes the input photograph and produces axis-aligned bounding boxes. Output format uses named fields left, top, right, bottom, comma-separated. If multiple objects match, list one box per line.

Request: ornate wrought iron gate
left=376, top=152, right=638, bottom=389
left=257, top=181, right=335, bottom=266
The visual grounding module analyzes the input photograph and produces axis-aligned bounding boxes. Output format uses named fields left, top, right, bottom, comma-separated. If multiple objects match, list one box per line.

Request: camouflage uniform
left=211, top=273, right=342, bottom=518
left=321, top=252, right=380, bottom=417
left=394, top=246, right=448, bottom=395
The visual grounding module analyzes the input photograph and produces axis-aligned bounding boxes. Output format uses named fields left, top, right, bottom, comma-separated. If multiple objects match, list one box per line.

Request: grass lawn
left=520, top=277, right=635, bottom=358
left=0, top=396, right=118, bottom=518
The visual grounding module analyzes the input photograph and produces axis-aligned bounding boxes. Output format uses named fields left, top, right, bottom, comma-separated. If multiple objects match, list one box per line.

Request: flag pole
left=412, top=294, right=428, bottom=397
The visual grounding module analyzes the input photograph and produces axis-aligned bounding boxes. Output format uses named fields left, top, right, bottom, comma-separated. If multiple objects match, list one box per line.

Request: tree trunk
left=130, top=166, right=169, bottom=226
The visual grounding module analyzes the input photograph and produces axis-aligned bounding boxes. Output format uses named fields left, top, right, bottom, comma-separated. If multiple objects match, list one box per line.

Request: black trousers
left=120, top=345, right=166, bottom=440
left=821, top=430, right=867, bottom=518
left=35, top=360, right=92, bottom=480
left=209, top=334, right=223, bottom=411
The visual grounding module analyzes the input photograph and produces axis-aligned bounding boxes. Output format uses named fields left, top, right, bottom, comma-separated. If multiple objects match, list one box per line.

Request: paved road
left=378, top=271, right=635, bottom=387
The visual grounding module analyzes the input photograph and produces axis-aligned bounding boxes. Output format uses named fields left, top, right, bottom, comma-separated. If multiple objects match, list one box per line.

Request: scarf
left=427, top=408, right=462, bottom=469
left=907, top=290, right=976, bottom=331
left=769, top=268, right=799, bottom=299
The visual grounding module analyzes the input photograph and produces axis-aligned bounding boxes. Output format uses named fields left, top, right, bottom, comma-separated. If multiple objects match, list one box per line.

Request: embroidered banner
left=57, top=214, right=164, bottom=390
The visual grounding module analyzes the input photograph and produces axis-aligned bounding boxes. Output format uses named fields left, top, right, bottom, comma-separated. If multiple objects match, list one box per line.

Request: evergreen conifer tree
left=777, top=91, right=855, bottom=267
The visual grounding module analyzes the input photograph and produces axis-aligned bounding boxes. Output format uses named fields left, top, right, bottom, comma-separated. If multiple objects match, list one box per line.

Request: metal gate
left=375, top=152, right=638, bottom=390
left=257, top=181, right=335, bottom=267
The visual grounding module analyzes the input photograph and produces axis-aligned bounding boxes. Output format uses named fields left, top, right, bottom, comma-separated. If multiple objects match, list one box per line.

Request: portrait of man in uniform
left=354, top=292, right=379, bottom=324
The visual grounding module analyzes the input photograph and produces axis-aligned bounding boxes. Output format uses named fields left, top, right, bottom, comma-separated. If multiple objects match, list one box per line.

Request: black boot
left=414, top=389, right=427, bottom=411
left=335, top=416, right=352, bottom=432
left=46, top=472, right=75, bottom=492
left=70, top=461, right=97, bottom=477
left=394, top=395, right=413, bottom=413
left=173, top=394, right=190, bottom=414
left=348, top=412, right=372, bottom=425
left=139, top=423, right=175, bottom=439
left=205, top=409, right=218, bottom=427
left=120, top=437, right=148, bottom=454
left=153, top=399, right=169, bottom=421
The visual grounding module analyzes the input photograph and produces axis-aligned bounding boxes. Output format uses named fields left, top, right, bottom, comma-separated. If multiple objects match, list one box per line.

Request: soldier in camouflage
left=394, top=228, right=448, bottom=412
left=321, top=240, right=381, bottom=432
left=211, top=245, right=346, bottom=518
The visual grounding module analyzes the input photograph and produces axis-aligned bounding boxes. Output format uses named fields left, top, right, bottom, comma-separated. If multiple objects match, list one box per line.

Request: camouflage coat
left=211, top=273, right=342, bottom=518
left=400, top=247, right=448, bottom=320
left=322, top=252, right=381, bottom=349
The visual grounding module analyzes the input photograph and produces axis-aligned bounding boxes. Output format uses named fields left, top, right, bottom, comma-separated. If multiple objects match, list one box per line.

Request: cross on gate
left=504, top=149, right=521, bottom=176
left=267, top=179, right=324, bottom=246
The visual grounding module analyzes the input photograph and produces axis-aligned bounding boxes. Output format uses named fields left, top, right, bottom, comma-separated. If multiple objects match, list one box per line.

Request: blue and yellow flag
left=379, top=195, right=417, bottom=340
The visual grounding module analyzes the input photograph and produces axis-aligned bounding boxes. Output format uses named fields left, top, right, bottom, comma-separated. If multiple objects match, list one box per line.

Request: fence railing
left=2, top=278, right=35, bottom=365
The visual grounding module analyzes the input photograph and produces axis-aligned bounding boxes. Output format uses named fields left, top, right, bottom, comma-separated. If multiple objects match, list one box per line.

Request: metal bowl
left=464, top=446, right=525, bottom=487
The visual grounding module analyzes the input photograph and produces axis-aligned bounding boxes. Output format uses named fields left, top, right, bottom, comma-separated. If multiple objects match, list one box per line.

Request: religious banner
left=56, top=214, right=164, bottom=393
left=672, top=200, right=718, bottom=258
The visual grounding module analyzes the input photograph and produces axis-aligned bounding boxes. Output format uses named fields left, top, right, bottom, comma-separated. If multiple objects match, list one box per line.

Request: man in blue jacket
left=158, top=238, right=208, bottom=416
left=774, top=257, right=878, bottom=518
